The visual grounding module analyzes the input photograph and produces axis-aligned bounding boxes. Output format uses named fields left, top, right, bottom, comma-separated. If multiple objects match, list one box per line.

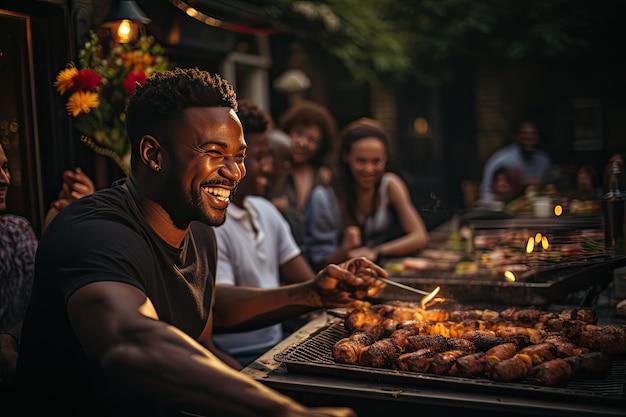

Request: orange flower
left=66, top=90, right=100, bottom=117
left=54, top=67, right=78, bottom=95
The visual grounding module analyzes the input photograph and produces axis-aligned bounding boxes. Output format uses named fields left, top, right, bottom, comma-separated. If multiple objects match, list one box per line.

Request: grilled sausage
left=485, top=342, right=517, bottom=365
left=564, top=351, right=611, bottom=377
left=452, top=352, right=490, bottom=377
left=429, top=350, right=467, bottom=376
left=531, top=358, right=572, bottom=386
left=490, top=353, right=532, bottom=381
left=332, top=331, right=376, bottom=364
left=394, top=347, right=436, bottom=372
left=405, top=334, right=449, bottom=353
left=518, top=343, right=557, bottom=366
left=359, top=338, right=401, bottom=368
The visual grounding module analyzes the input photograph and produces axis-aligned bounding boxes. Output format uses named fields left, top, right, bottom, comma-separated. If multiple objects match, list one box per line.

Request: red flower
left=123, top=71, right=147, bottom=95
left=72, top=69, right=102, bottom=92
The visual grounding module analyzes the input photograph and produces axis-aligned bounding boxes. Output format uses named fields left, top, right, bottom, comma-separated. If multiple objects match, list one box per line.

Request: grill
left=382, top=213, right=626, bottom=306
left=278, top=319, right=626, bottom=405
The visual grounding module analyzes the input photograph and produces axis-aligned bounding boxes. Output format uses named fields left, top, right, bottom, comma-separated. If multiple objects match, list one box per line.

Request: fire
left=541, top=235, right=549, bottom=250
left=420, top=286, right=442, bottom=309
left=526, top=236, right=535, bottom=254
left=504, top=270, right=516, bottom=282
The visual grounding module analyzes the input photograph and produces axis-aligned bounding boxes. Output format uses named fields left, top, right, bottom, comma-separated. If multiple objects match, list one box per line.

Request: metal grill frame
left=278, top=318, right=626, bottom=407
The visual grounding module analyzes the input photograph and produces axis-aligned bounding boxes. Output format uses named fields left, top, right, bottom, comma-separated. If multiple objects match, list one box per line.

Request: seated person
left=15, top=67, right=386, bottom=415
left=269, top=100, right=338, bottom=250
left=212, top=99, right=318, bottom=368
left=304, top=119, right=429, bottom=271
left=473, top=166, right=523, bottom=211
left=1, top=141, right=94, bottom=385
left=479, top=120, right=552, bottom=201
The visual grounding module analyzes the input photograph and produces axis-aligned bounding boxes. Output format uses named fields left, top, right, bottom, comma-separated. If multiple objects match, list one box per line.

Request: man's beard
left=189, top=187, right=227, bottom=227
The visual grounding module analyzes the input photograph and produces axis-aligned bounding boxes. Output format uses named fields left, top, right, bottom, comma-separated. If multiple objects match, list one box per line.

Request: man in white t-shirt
left=212, top=100, right=317, bottom=367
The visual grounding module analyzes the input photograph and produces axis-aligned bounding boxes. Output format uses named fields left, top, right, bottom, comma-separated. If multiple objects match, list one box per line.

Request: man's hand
left=314, top=257, right=387, bottom=308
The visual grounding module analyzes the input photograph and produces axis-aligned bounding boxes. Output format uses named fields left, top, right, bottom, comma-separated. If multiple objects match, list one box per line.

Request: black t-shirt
left=15, top=179, right=217, bottom=416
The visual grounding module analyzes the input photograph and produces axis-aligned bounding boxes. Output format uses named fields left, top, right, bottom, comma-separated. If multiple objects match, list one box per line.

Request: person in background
left=212, top=99, right=318, bottom=368
left=0, top=142, right=95, bottom=385
left=270, top=100, right=338, bottom=250
left=472, top=166, right=523, bottom=211
left=15, top=67, right=386, bottom=416
left=305, top=118, right=429, bottom=271
left=43, top=167, right=96, bottom=228
left=267, top=127, right=292, bottom=200
left=479, top=120, right=552, bottom=201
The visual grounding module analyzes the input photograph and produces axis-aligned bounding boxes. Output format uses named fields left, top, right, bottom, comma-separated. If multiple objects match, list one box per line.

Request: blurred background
left=2, top=0, right=625, bottom=235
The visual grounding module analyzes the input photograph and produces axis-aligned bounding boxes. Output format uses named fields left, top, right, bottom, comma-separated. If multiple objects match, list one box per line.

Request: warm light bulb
left=526, top=236, right=535, bottom=254
left=554, top=205, right=563, bottom=216
left=117, top=19, right=132, bottom=43
left=504, top=271, right=516, bottom=282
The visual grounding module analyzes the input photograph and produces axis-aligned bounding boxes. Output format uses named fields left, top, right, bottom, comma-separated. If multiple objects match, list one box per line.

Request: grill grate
left=278, top=318, right=626, bottom=405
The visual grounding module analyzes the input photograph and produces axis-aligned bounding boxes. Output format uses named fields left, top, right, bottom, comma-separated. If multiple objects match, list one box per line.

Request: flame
left=420, top=286, right=441, bottom=309
left=541, top=235, right=549, bottom=250
left=554, top=205, right=563, bottom=216
left=504, top=270, right=516, bottom=282
left=526, top=236, right=535, bottom=254
left=535, top=232, right=543, bottom=244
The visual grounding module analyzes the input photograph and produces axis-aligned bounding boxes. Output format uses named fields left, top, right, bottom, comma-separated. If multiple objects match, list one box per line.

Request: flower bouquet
left=55, top=30, right=169, bottom=173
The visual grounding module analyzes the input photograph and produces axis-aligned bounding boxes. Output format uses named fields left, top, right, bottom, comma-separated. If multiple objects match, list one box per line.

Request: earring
left=152, top=163, right=161, bottom=172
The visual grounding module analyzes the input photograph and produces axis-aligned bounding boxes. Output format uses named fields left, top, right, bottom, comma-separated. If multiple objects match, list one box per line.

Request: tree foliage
left=269, top=0, right=624, bottom=87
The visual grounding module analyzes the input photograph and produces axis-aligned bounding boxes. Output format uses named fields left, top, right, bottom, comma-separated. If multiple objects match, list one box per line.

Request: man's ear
left=139, top=135, right=162, bottom=172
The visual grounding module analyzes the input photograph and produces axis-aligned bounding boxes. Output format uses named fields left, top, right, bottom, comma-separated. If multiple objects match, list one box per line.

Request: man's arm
left=67, top=280, right=351, bottom=416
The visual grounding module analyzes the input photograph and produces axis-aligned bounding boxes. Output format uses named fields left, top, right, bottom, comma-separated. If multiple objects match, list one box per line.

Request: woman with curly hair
left=269, top=100, right=338, bottom=250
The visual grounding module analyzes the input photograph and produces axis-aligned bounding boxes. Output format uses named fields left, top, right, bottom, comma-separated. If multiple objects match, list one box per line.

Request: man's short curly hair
left=237, top=99, right=272, bottom=136
left=278, top=100, right=337, bottom=168
left=125, top=67, right=238, bottom=166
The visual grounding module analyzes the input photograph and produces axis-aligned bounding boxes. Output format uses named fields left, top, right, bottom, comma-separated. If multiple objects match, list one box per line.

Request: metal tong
left=377, top=277, right=442, bottom=309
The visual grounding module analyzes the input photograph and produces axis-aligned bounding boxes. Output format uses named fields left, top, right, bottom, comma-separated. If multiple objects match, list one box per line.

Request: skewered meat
left=451, top=352, right=490, bottom=377
left=495, top=327, right=544, bottom=344
left=405, top=334, right=449, bottom=353
left=500, top=307, right=544, bottom=327
left=429, top=350, right=467, bottom=375
left=542, top=334, right=590, bottom=357
left=335, top=303, right=616, bottom=386
left=490, top=353, right=532, bottom=381
left=531, top=358, right=572, bottom=386
left=485, top=342, right=517, bottom=365
left=446, top=337, right=476, bottom=354
left=564, top=351, right=611, bottom=377
left=461, top=330, right=506, bottom=352
left=332, top=331, right=377, bottom=365
left=559, top=308, right=598, bottom=324
left=389, top=327, right=420, bottom=349
left=518, top=343, right=557, bottom=366
left=502, top=335, right=532, bottom=349
left=574, top=326, right=626, bottom=355
left=394, top=347, right=437, bottom=372
left=344, top=307, right=385, bottom=339
left=359, top=338, right=401, bottom=368
left=449, top=309, right=499, bottom=321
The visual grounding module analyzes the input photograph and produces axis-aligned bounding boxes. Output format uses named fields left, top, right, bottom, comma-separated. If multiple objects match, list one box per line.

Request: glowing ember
left=534, top=232, right=542, bottom=244
left=526, top=236, right=535, bottom=254
left=504, top=270, right=516, bottom=282
left=541, top=235, right=549, bottom=250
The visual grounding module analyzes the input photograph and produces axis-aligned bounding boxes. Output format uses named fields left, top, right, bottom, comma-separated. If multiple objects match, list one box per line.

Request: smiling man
left=14, top=67, right=386, bottom=416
